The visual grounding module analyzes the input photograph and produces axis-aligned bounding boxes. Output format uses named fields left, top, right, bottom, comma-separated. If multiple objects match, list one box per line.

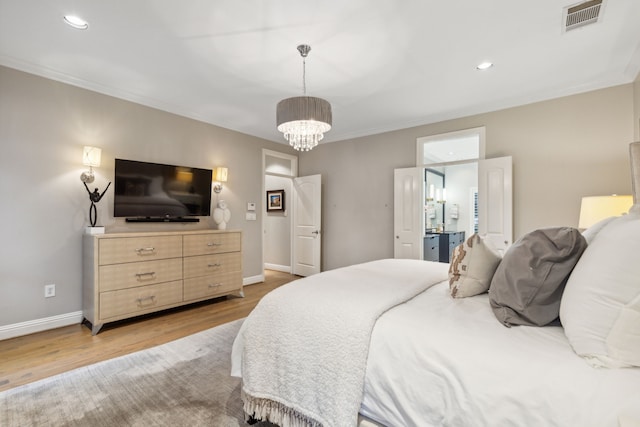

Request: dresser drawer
left=423, top=235, right=440, bottom=262
left=183, top=252, right=241, bottom=279
left=183, top=271, right=242, bottom=301
left=99, top=258, right=183, bottom=292
left=183, top=232, right=241, bottom=257
left=99, top=235, right=183, bottom=265
left=99, top=280, right=183, bottom=320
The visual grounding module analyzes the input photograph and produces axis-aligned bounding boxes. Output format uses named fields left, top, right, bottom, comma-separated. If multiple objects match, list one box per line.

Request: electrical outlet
left=44, top=284, right=56, bottom=298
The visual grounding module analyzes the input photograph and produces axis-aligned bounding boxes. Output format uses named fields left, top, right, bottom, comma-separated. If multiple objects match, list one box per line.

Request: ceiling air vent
left=563, top=0, right=603, bottom=32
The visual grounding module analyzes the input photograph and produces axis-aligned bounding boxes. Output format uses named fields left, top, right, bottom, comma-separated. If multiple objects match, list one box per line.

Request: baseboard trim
left=1, top=275, right=270, bottom=340
left=243, top=274, right=264, bottom=286
left=264, top=263, right=292, bottom=273
left=0, top=311, right=84, bottom=341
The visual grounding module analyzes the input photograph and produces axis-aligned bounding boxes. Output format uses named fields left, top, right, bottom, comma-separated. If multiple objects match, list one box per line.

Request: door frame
left=416, top=126, right=486, bottom=167
left=262, top=149, right=298, bottom=276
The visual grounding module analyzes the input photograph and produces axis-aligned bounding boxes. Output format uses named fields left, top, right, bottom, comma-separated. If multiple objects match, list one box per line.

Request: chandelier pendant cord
left=298, top=44, right=310, bottom=95
left=302, top=56, right=306, bottom=95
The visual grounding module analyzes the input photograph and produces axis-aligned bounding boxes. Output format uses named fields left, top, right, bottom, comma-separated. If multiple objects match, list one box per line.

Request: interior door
left=394, top=167, right=424, bottom=259
left=292, top=174, right=322, bottom=276
left=478, top=156, right=513, bottom=253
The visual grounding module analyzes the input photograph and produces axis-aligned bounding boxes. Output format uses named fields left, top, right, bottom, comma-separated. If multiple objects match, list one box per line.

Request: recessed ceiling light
left=476, top=61, right=493, bottom=71
left=63, top=15, right=89, bottom=30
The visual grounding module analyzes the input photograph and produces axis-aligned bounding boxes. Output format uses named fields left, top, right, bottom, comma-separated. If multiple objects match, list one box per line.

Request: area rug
left=0, top=319, right=269, bottom=427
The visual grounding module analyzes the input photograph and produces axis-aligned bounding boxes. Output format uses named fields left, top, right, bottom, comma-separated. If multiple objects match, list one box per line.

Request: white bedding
left=361, top=281, right=640, bottom=427
left=232, top=259, right=450, bottom=427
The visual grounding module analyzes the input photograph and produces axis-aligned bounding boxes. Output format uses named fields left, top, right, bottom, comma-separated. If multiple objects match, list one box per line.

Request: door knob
left=312, top=230, right=320, bottom=235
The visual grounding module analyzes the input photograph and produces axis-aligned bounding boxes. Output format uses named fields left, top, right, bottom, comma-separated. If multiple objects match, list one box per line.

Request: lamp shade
left=277, top=96, right=332, bottom=151
left=213, top=167, right=228, bottom=183
left=578, top=195, right=633, bottom=229
left=82, top=146, right=101, bottom=167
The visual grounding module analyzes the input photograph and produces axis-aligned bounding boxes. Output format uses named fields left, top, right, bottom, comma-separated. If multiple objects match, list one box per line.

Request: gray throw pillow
left=489, top=227, right=587, bottom=327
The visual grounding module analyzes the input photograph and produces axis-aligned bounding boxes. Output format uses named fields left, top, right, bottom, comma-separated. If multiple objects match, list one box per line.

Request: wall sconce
left=213, top=167, right=228, bottom=193
left=426, top=184, right=435, bottom=202
left=80, top=145, right=111, bottom=228
left=80, top=146, right=101, bottom=183
left=578, top=194, right=633, bottom=229
left=436, top=188, right=447, bottom=204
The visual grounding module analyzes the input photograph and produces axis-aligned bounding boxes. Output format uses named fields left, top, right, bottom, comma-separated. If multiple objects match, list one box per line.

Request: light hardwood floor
left=0, top=270, right=298, bottom=393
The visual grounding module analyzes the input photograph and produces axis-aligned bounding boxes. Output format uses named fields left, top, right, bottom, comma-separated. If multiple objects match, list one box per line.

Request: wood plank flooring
left=0, top=270, right=298, bottom=393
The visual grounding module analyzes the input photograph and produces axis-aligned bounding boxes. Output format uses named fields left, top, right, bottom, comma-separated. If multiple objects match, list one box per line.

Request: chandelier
left=276, top=44, right=332, bottom=151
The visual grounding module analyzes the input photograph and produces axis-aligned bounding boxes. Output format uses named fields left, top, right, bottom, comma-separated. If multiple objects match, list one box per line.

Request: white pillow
left=581, top=216, right=617, bottom=244
left=560, top=207, right=640, bottom=368
left=449, top=233, right=502, bottom=298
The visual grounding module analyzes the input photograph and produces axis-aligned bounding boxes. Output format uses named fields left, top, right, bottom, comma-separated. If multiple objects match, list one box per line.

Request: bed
left=231, top=142, right=640, bottom=427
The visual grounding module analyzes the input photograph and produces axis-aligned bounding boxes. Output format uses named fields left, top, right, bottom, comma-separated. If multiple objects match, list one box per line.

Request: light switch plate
left=246, top=212, right=257, bottom=221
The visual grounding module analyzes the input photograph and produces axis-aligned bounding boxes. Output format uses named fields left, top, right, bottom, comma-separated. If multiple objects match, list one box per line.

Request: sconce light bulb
left=81, top=170, right=95, bottom=184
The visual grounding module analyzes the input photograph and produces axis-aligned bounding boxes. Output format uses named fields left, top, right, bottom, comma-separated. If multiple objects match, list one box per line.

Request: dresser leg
left=82, top=318, right=104, bottom=335
left=91, top=323, right=103, bottom=335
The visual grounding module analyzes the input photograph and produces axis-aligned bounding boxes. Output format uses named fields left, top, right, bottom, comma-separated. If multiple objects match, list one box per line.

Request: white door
left=292, top=174, right=322, bottom=276
left=394, top=168, right=423, bottom=259
left=478, top=156, right=513, bottom=253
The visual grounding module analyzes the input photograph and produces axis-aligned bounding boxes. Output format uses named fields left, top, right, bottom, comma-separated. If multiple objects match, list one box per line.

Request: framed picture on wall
left=266, top=189, right=285, bottom=212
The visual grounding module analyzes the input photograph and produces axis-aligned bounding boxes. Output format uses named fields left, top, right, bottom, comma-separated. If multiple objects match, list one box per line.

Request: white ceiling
left=1, top=0, right=639, bottom=145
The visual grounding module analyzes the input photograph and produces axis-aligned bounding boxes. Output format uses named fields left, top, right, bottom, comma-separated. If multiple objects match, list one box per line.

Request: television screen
left=114, top=159, right=212, bottom=218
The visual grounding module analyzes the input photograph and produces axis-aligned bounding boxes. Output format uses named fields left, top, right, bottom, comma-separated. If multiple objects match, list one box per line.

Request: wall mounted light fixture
left=80, top=146, right=111, bottom=227
left=81, top=146, right=101, bottom=183
left=213, top=167, right=228, bottom=193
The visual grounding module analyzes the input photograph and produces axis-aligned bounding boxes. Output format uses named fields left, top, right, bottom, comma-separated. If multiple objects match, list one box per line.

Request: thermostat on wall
left=247, top=202, right=256, bottom=211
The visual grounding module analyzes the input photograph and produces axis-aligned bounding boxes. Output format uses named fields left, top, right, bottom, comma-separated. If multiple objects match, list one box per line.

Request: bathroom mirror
left=425, top=168, right=445, bottom=232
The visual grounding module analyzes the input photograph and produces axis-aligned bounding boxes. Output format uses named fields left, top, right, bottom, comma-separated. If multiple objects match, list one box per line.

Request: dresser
left=423, top=234, right=440, bottom=262
left=83, top=230, right=242, bottom=334
left=425, top=231, right=465, bottom=263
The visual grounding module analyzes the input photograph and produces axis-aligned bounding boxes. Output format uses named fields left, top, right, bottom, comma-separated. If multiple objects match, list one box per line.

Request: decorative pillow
left=560, top=209, right=640, bottom=368
left=489, top=227, right=587, bottom=327
left=448, top=233, right=502, bottom=298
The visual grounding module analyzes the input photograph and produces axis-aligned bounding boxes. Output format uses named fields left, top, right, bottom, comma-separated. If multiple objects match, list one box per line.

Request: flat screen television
left=114, top=158, right=212, bottom=222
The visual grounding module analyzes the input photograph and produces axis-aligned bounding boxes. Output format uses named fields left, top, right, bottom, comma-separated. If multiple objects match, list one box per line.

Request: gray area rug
left=0, top=319, right=269, bottom=427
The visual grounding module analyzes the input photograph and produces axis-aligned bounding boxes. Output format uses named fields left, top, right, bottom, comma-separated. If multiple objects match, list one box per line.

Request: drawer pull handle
left=207, top=263, right=222, bottom=268
left=135, top=247, right=156, bottom=255
left=208, top=283, right=222, bottom=289
left=207, top=242, right=222, bottom=247
left=135, top=272, right=156, bottom=280
left=136, top=295, right=156, bottom=307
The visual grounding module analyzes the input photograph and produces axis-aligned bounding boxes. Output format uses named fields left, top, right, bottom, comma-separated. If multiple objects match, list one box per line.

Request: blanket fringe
left=241, top=388, right=323, bottom=427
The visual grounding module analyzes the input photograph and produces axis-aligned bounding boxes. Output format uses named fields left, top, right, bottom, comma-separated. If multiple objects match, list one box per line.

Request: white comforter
left=232, top=259, right=450, bottom=427
left=233, top=260, right=640, bottom=427
left=361, top=281, right=640, bottom=427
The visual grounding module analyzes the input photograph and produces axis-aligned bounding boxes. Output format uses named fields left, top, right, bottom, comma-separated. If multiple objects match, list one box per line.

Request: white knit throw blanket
left=233, top=259, right=450, bottom=427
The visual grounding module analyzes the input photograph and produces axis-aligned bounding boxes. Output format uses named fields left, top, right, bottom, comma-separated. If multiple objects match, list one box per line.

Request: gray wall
left=1, top=63, right=638, bottom=328
left=300, top=83, right=636, bottom=271
left=0, top=65, right=295, bottom=326
left=635, top=75, right=640, bottom=140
